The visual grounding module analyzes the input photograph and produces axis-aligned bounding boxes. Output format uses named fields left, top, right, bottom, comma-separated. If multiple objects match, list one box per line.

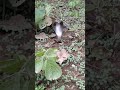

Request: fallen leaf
left=35, top=32, right=48, bottom=40
left=44, top=43, right=51, bottom=47
left=44, top=39, right=55, bottom=47
left=68, top=35, right=74, bottom=39
left=45, top=16, right=52, bottom=26
left=56, top=49, right=69, bottom=64
left=49, top=33, right=56, bottom=38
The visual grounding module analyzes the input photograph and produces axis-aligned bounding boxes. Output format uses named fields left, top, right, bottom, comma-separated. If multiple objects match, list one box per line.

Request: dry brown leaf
left=35, top=32, right=48, bottom=40
left=49, top=33, right=56, bottom=38
left=56, top=49, right=69, bottom=64
left=44, top=39, right=55, bottom=47
left=44, top=43, right=51, bottom=47
left=45, top=16, right=52, bottom=26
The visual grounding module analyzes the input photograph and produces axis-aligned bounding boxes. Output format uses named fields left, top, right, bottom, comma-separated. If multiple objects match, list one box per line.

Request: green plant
left=35, top=1, right=53, bottom=30
left=0, top=54, right=26, bottom=74
left=0, top=55, right=34, bottom=90
left=35, top=48, right=62, bottom=80
left=35, top=84, right=45, bottom=90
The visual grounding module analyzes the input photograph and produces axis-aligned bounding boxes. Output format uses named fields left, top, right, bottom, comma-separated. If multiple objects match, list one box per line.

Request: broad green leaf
left=35, top=49, right=45, bottom=57
left=0, top=59, right=14, bottom=66
left=35, top=57, right=44, bottom=73
left=44, top=48, right=58, bottom=58
left=35, top=7, right=45, bottom=25
left=45, top=59, right=62, bottom=80
left=35, top=48, right=60, bottom=80
left=0, top=59, right=25, bottom=74
left=42, top=57, right=57, bottom=71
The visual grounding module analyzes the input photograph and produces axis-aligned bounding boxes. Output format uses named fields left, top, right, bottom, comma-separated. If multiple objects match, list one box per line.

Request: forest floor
left=35, top=29, right=85, bottom=90
left=35, top=0, right=85, bottom=90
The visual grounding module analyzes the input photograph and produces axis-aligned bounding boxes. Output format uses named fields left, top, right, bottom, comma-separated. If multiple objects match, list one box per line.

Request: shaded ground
left=35, top=27, right=85, bottom=90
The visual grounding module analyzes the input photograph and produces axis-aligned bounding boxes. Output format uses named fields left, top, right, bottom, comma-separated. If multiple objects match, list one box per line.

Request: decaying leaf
left=56, top=49, right=69, bottom=64
left=45, top=16, right=52, bottom=26
left=35, top=32, right=48, bottom=40
left=49, top=33, right=56, bottom=38
left=44, top=39, right=55, bottom=47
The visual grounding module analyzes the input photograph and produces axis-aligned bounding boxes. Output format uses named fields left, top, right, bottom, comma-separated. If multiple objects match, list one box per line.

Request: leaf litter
left=56, top=49, right=69, bottom=64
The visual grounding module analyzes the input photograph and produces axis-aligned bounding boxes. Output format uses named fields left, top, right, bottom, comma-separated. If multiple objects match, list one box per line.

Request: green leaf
left=0, top=58, right=25, bottom=74
left=44, top=59, right=62, bottom=80
left=35, top=57, right=44, bottom=73
left=35, top=7, right=45, bottom=25
left=44, top=48, right=58, bottom=58
left=35, top=49, right=45, bottom=57
left=35, top=48, right=60, bottom=80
